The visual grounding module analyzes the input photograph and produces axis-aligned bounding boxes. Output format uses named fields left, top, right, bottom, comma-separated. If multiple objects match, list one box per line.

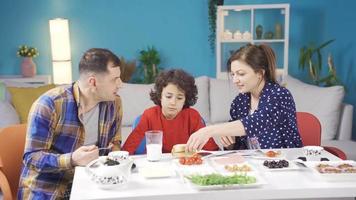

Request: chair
left=132, top=115, right=146, bottom=155
left=296, top=112, right=347, bottom=160
left=0, top=124, right=27, bottom=200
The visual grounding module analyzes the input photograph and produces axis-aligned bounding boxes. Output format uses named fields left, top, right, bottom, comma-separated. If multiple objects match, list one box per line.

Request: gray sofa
left=117, top=75, right=355, bottom=159
left=1, top=75, right=355, bottom=159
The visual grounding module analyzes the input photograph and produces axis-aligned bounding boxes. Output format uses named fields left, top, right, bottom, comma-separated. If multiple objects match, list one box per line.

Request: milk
left=146, top=144, right=162, bottom=161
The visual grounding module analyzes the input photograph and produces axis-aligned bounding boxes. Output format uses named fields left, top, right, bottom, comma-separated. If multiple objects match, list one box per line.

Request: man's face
left=160, top=83, right=186, bottom=119
left=94, top=62, right=122, bottom=101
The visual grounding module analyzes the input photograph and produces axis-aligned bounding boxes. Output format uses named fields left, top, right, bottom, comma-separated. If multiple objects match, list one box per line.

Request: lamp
left=49, top=18, right=72, bottom=84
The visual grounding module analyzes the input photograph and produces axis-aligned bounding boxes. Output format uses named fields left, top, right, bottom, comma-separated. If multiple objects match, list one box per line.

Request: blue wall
left=0, top=0, right=355, bottom=139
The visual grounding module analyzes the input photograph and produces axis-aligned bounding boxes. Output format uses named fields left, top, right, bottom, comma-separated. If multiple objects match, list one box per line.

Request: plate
left=184, top=173, right=266, bottom=191
left=304, top=160, right=356, bottom=181
left=256, top=159, right=300, bottom=171
left=247, top=150, right=286, bottom=160
left=139, top=162, right=176, bottom=178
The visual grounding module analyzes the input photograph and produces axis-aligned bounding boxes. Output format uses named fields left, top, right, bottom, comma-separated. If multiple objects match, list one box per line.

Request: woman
left=122, top=69, right=218, bottom=154
left=186, top=44, right=303, bottom=152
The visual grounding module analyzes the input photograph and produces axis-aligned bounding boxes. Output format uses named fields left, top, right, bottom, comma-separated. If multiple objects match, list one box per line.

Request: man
left=18, top=48, right=123, bottom=199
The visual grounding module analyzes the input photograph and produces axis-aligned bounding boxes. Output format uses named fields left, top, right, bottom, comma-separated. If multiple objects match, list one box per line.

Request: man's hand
left=71, top=145, right=99, bottom=166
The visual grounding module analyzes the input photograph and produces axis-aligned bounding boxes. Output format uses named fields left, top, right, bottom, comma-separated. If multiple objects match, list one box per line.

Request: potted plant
left=208, top=0, right=224, bottom=53
left=299, top=39, right=341, bottom=87
left=138, top=46, right=161, bottom=84
left=17, top=45, right=39, bottom=77
left=119, top=57, right=136, bottom=83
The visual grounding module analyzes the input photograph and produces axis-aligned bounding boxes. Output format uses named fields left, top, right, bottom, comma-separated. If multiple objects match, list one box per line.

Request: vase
left=21, top=57, right=36, bottom=77
left=275, top=23, right=283, bottom=39
left=255, top=25, right=263, bottom=39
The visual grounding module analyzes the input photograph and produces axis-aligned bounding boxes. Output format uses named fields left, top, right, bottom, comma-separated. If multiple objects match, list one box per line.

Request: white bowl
left=86, top=156, right=133, bottom=189
left=302, top=146, right=324, bottom=161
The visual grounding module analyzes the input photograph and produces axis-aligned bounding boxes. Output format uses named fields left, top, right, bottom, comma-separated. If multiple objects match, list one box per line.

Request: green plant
left=208, top=0, right=224, bottom=54
left=138, top=46, right=161, bottom=84
left=299, top=39, right=341, bottom=86
left=17, top=45, right=39, bottom=58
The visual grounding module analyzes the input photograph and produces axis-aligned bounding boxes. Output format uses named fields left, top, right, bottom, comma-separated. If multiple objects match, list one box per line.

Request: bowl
left=86, top=155, right=133, bottom=189
left=302, top=146, right=324, bottom=161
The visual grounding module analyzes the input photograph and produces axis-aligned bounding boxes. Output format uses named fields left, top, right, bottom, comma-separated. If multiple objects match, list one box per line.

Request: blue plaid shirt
left=18, top=82, right=122, bottom=199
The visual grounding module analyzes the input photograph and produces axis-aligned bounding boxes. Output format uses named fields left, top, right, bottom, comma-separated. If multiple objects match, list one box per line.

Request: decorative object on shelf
left=17, top=45, right=39, bottom=77
left=136, top=46, right=161, bottom=84
left=120, top=57, right=136, bottom=83
left=208, top=0, right=224, bottom=53
left=223, top=29, right=233, bottom=40
left=299, top=39, right=342, bottom=87
left=233, top=30, right=242, bottom=40
left=264, top=31, right=274, bottom=39
left=255, top=25, right=263, bottom=39
left=242, top=31, right=252, bottom=40
left=274, top=23, right=283, bottom=39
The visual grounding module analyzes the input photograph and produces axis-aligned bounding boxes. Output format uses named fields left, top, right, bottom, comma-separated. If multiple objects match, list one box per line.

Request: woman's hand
left=186, top=127, right=212, bottom=152
left=220, top=136, right=235, bottom=147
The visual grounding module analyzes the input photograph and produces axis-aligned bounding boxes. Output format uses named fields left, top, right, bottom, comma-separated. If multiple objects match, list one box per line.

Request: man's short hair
left=79, top=48, right=121, bottom=74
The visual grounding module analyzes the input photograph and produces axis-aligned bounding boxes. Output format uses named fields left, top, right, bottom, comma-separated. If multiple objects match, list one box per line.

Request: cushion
left=192, top=76, right=210, bottom=123
left=2, top=80, right=45, bottom=102
left=0, top=82, right=5, bottom=101
left=117, top=83, right=155, bottom=126
left=209, top=78, right=239, bottom=123
left=0, top=100, right=20, bottom=128
left=285, top=75, right=345, bottom=140
left=7, top=84, right=56, bottom=123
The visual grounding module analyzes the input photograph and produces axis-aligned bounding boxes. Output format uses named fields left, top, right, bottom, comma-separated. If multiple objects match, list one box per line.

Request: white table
left=70, top=149, right=356, bottom=200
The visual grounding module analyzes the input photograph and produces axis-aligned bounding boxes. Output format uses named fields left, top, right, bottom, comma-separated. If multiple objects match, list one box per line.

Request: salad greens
left=186, top=173, right=257, bottom=186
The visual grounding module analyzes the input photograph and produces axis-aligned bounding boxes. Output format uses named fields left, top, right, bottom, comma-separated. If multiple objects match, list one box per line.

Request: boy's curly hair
left=150, top=69, right=198, bottom=108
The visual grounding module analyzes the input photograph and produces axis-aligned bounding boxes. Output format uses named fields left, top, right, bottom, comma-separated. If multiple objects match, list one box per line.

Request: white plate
left=256, top=159, right=300, bottom=171
left=139, top=162, right=176, bottom=178
left=209, top=157, right=257, bottom=175
left=304, top=160, right=356, bottom=181
left=184, top=173, right=267, bottom=191
left=248, top=150, right=286, bottom=160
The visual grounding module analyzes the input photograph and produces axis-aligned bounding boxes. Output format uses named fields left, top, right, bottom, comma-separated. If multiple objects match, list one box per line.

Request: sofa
left=1, top=75, right=355, bottom=159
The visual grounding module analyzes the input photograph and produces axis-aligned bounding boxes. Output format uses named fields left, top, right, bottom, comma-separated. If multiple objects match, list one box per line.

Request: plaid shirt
left=18, top=82, right=122, bottom=200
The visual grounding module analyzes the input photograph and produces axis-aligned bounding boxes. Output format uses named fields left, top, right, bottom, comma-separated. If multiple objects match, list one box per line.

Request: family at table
left=18, top=43, right=305, bottom=199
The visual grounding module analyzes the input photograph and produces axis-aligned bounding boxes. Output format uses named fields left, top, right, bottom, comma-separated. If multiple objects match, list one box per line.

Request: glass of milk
left=145, top=130, right=163, bottom=161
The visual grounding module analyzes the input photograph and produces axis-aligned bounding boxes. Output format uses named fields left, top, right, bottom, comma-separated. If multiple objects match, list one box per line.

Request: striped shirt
left=18, top=82, right=123, bottom=199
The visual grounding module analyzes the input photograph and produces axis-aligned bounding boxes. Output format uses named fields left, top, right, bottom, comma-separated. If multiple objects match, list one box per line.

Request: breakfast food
left=224, top=164, right=252, bottom=172
left=316, top=163, right=356, bottom=173
left=265, top=150, right=281, bottom=157
left=179, top=154, right=203, bottom=165
left=263, top=159, right=289, bottom=169
left=104, top=158, right=120, bottom=166
left=171, top=144, right=195, bottom=158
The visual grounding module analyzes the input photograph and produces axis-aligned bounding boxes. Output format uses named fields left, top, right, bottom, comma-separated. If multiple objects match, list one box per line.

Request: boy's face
left=161, top=83, right=186, bottom=120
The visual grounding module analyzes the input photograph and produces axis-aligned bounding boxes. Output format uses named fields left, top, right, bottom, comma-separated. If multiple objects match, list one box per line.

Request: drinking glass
left=145, top=130, right=163, bottom=162
left=247, top=136, right=261, bottom=150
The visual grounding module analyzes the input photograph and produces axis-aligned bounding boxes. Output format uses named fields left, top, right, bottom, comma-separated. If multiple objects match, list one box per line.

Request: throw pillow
left=117, top=83, right=155, bottom=126
left=284, top=75, right=345, bottom=140
left=0, top=100, right=20, bottom=128
left=0, top=82, right=5, bottom=101
left=7, top=84, right=56, bottom=123
left=192, top=76, right=210, bottom=123
left=209, top=78, right=239, bottom=123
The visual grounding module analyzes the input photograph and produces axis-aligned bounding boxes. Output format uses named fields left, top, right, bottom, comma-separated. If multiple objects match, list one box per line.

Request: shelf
left=221, top=39, right=285, bottom=43
left=216, top=3, right=290, bottom=80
